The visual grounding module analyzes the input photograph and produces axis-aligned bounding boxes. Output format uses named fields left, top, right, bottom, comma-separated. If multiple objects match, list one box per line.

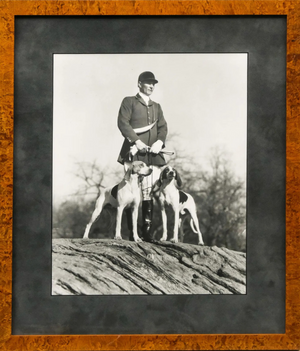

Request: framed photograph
left=52, top=53, right=247, bottom=296
left=1, top=1, right=299, bottom=350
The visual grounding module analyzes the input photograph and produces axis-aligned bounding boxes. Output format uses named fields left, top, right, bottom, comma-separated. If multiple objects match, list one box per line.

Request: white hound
left=83, top=161, right=152, bottom=241
left=152, top=166, right=204, bottom=245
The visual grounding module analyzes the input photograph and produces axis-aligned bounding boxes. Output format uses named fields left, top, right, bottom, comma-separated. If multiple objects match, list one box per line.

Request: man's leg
left=141, top=166, right=161, bottom=242
left=125, top=207, right=134, bottom=241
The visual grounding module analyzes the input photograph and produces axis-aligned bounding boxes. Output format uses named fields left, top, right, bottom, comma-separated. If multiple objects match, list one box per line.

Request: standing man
left=117, top=71, right=168, bottom=242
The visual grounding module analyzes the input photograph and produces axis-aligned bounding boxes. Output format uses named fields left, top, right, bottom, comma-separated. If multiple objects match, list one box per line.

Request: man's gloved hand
left=150, top=140, right=163, bottom=154
left=135, top=139, right=148, bottom=152
left=130, top=144, right=138, bottom=156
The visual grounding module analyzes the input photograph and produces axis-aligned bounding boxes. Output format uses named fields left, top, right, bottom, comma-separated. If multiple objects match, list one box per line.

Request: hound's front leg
left=131, top=205, right=142, bottom=242
left=170, top=206, right=180, bottom=243
left=114, top=206, right=124, bottom=240
left=160, top=202, right=168, bottom=241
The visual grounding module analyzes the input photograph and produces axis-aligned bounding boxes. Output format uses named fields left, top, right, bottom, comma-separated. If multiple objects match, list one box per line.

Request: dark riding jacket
left=117, top=94, right=168, bottom=166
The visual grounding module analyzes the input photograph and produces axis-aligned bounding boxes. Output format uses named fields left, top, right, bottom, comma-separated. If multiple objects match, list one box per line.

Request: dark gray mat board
left=13, top=16, right=286, bottom=335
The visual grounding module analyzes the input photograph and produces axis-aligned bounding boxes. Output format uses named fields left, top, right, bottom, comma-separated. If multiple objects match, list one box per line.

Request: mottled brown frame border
left=0, top=1, right=299, bottom=350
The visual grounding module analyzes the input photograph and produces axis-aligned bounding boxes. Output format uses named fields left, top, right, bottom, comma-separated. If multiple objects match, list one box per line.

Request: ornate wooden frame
left=1, top=1, right=299, bottom=350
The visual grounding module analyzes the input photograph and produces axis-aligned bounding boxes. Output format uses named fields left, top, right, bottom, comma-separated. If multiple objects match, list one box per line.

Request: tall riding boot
left=142, top=200, right=154, bottom=242
left=125, top=208, right=134, bottom=241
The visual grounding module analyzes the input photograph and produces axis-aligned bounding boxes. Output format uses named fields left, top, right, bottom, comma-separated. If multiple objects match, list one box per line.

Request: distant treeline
left=53, top=147, right=246, bottom=252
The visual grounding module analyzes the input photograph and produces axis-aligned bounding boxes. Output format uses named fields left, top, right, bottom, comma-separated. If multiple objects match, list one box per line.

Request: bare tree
left=157, top=139, right=246, bottom=251
left=73, top=160, right=122, bottom=199
left=53, top=161, right=123, bottom=239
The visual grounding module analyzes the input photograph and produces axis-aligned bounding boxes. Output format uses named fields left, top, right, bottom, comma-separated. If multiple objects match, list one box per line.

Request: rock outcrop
left=52, top=239, right=246, bottom=295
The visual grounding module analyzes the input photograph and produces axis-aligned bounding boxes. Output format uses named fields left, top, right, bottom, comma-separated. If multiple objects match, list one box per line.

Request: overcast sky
left=53, top=53, right=247, bottom=205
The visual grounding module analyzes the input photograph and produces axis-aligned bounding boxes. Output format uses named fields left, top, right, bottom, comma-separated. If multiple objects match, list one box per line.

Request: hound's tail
left=190, top=218, right=199, bottom=234
left=180, top=209, right=199, bottom=234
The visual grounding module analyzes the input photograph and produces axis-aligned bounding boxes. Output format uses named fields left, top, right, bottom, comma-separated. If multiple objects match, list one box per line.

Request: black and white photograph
left=52, top=53, right=247, bottom=295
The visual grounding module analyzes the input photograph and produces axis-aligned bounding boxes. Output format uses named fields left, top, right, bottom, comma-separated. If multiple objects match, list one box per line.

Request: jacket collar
left=136, top=93, right=153, bottom=106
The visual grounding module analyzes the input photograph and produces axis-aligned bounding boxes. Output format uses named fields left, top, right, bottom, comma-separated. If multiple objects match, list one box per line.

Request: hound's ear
left=124, top=165, right=132, bottom=182
left=175, top=170, right=183, bottom=188
left=150, top=179, right=161, bottom=196
left=159, top=166, right=167, bottom=181
left=152, top=179, right=161, bottom=192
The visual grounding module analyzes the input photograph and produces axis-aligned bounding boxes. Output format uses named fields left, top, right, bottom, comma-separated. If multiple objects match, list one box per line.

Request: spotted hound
left=83, top=161, right=152, bottom=241
left=152, top=166, right=204, bottom=245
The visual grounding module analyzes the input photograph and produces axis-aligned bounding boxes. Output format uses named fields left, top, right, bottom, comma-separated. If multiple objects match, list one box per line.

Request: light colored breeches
left=124, top=162, right=161, bottom=200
